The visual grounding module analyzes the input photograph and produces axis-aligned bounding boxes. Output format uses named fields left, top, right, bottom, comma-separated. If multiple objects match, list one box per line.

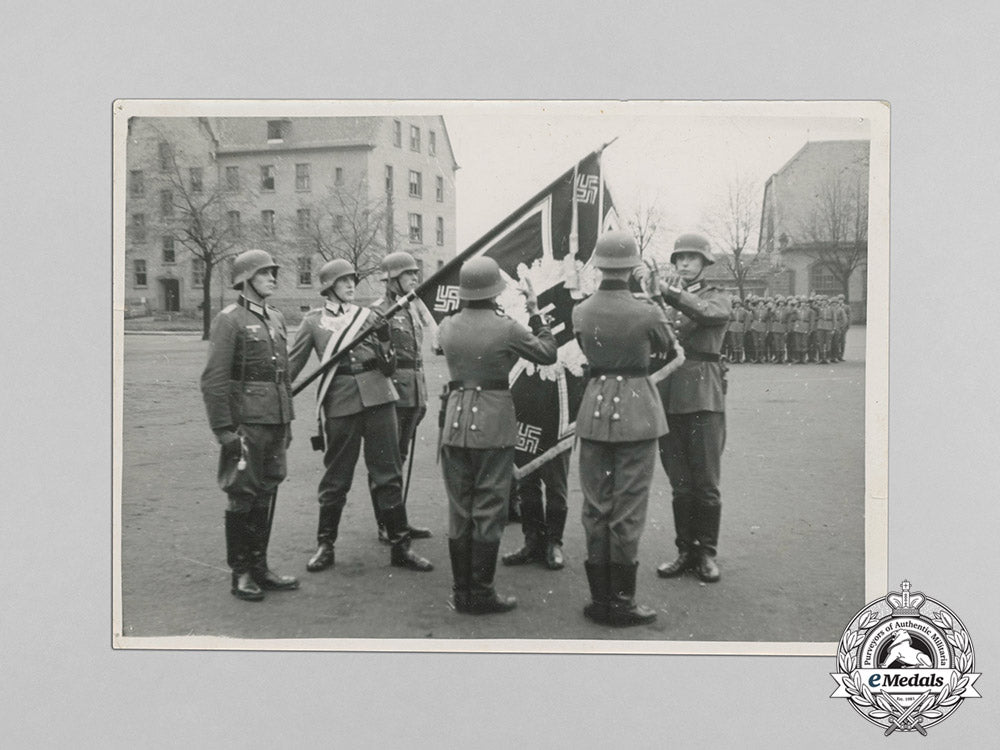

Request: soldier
left=655, top=233, right=732, bottom=584
left=730, top=298, right=748, bottom=363
left=814, top=295, right=836, bottom=364
left=200, top=249, right=299, bottom=602
left=289, top=259, right=433, bottom=574
left=769, top=296, right=788, bottom=363
left=749, top=297, right=768, bottom=363
left=438, top=257, right=557, bottom=614
left=573, top=231, right=674, bottom=626
left=370, top=251, right=433, bottom=544
left=787, top=296, right=811, bottom=364
left=832, top=294, right=850, bottom=361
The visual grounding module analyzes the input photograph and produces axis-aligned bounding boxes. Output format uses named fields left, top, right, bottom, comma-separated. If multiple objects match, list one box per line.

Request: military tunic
left=201, top=296, right=294, bottom=512
left=438, top=305, right=557, bottom=544
left=288, top=301, right=403, bottom=531
left=656, top=279, right=731, bottom=557
left=572, top=279, right=673, bottom=565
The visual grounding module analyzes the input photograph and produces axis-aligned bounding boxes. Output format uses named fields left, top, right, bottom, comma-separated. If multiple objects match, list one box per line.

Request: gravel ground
left=119, top=327, right=866, bottom=645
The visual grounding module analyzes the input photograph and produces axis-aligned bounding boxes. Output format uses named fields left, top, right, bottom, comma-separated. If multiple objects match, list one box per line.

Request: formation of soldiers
left=200, top=232, right=732, bottom=628
left=723, top=293, right=851, bottom=365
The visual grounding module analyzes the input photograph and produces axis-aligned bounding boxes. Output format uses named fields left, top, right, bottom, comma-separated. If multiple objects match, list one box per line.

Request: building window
left=160, top=189, right=173, bottom=218
left=436, top=217, right=444, bottom=246
left=261, top=210, right=275, bottom=237
left=134, top=259, right=147, bottom=288
left=295, top=163, right=311, bottom=191
left=297, top=208, right=311, bottom=233
left=131, top=213, right=146, bottom=243
left=385, top=165, right=394, bottom=194
left=260, top=165, right=275, bottom=191
left=192, top=257, right=205, bottom=288
left=435, top=175, right=444, bottom=202
left=429, top=130, right=436, bottom=156
left=393, top=120, right=402, bottom=147
left=408, top=213, right=423, bottom=243
left=225, top=166, right=240, bottom=191
left=162, top=235, right=176, bottom=264
left=129, top=169, right=144, bottom=197
left=298, top=256, right=313, bottom=286
left=809, top=263, right=840, bottom=296
left=267, top=120, right=285, bottom=141
left=408, top=170, right=422, bottom=198
left=227, top=210, right=241, bottom=236
left=409, top=125, right=421, bottom=152
left=334, top=167, right=344, bottom=186
left=189, top=167, right=203, bottom=194
left=158, top=141, right=172, bottom=171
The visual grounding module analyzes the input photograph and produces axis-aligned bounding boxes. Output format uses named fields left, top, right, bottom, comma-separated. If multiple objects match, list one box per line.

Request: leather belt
left=684, top=351, right=721, bottom=363
left=395, top=358, right=422, bottom=370
left=587, top=367, right=648, bottom=379
left=447, top=379, right=508, bottom=392
left=333, top=360, right=380, bottom=377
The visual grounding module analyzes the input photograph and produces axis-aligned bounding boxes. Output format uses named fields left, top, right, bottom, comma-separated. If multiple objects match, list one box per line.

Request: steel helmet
left=458, top=256, right=506, bottom=300
left=231, top=249, right=279, bottom=290
left=671, top=232, right=715, bottom=266
left=318, top=258, right=358, bottom=294
left=592, top=230, right=640, bottom=269
left=381, top=251, right=420, bottom=281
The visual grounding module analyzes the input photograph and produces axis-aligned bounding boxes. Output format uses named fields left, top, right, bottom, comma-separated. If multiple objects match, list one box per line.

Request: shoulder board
left=221, top=303, right=238, bottom=314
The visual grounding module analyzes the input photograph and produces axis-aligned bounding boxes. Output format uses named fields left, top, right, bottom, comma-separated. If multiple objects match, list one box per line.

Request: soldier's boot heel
left=695, top=551, right=721, bottom=583
left=583, top=561, right=612, bottom=624
left=231, top=571, right=265, bottom=601
left=608, top=562, right=657, bottom=627
left=390, top=540, right=434, bottom=572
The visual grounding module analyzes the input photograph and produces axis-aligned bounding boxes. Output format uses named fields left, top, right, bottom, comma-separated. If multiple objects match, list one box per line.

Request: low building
left=124, top=116, right=459, bottom=319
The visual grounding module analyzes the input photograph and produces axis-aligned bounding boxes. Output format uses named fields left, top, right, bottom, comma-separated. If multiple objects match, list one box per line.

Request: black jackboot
left=449, top=538, right=473, bottom=613
left=694, top=505, right=722, bottom=583
left=657, top=496, right=697, bottom=577
left=609, top=562, right=657, bottom=627
left=544, top=505, right=568, bottom=570
left=225, top=511, right=264, bottom=602
left=385, top=505, right=434, bottom=572
left=583, top=561, right=611, bottom=624
left=469, top=540, right=517, bottom=614
left=307, top=503, right=342, bottom=572
left=248, top=499, right=299, bottom=591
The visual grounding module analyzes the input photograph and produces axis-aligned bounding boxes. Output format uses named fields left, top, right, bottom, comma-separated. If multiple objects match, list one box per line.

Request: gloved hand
left=371, top=311, right=392, bottom=342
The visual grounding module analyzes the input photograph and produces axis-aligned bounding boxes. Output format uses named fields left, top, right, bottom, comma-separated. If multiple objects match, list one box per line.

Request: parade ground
left=119, top=327, right=866, bottom=646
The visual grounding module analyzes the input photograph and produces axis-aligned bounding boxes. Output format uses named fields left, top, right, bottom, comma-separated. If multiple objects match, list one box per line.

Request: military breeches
left=750, top=330, right=766, bottom=359
left=517, top=449, right=571, bottom=545
left=579, top=438, right=656, bottom=565
left=396, top=404, right=427, bottom=461
left=318, top=403, right=403, bottom=513
left=659, top=411, right=725, bottom=553
left=217, top=423, right=288, bottom=512
left=441, top=445, right=513, bottom=544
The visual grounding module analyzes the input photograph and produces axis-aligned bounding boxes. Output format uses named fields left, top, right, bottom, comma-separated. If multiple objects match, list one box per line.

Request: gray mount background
left=4, top=1, right=997, bottom=747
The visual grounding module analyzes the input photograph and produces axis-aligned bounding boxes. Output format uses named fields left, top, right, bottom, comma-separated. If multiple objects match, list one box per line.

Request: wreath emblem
left=831, top=580, right=981, bottom=735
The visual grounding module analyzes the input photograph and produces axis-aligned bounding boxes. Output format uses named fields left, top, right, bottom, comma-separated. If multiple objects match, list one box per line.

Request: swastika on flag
left=434, top=284, right=461, bottom=313
left=516, top=422, right=543, bottom=454
left=575, top=174, right=599, bottom=204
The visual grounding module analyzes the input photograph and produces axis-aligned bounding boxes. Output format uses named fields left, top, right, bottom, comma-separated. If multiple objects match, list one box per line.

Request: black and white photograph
left=113, top=100, right=888, bottom=651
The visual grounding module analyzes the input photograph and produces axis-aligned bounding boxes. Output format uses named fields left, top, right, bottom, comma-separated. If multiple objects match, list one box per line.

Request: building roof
left=207, top=117, right=380, bottom=155
left=759, top=140, right=870, bottom=253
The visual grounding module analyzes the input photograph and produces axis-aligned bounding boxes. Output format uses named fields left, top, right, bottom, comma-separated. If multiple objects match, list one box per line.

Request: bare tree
left=799, top=160, right=869, bottom=301
left=296, top=177, right=407, bottom=281
left=702, top=173, right=763, bottom=300
left=160, top=141, right=251, bottom=339
left=625, top=196, right=664, bottom=259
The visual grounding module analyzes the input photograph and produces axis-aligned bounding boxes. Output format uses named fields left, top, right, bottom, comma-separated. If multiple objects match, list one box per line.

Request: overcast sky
left=443, top=104, right=871, bottom=255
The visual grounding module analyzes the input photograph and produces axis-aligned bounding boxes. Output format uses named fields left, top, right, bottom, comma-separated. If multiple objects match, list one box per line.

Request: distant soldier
left=655, top=233, right=731, bottom=583
left=787, top=296, right=811, bottom=364
left=769, top=296, right=788, bottom=363
left=573, top=230, right=674, bottom=625
left=200, top=249, right=299, bottom=602
left=749, top=298, right=768, bottom=363
left=814, top=296, right=835, bottom=364
left=289, top=259, right=433, bottom=574
left=807, top=295, right=820, bottom=362
left=371, top=251, right=433, bottom=543
left=725, top=297, right=747, bottom=363
left=832, top=294, right=850, bottom=361
left=437, top=256, right=557, bottom=614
